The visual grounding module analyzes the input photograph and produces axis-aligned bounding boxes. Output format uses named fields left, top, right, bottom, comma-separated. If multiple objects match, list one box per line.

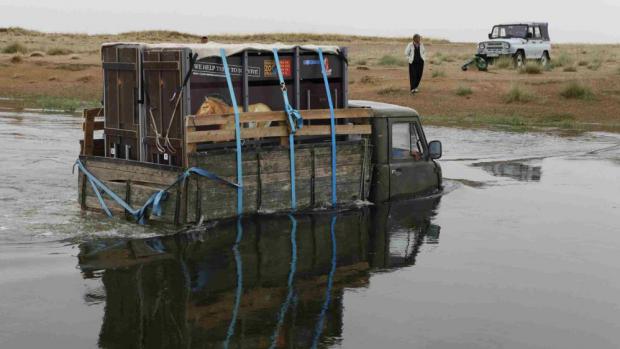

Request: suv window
left=391, top=122, right=425, bottom=161
left=534, top=26, right=542, bottom=39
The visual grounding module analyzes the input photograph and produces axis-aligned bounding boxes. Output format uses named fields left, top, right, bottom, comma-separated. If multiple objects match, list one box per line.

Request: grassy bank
left=0, top=95, right=100, bottom=113
left=1, top=27, right=619, bottom=131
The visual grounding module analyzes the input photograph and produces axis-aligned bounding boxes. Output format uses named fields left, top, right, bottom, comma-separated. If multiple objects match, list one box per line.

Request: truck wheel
left=513, top=51, right=525, bottom=69
left=540, top=51, right=550, bottom=68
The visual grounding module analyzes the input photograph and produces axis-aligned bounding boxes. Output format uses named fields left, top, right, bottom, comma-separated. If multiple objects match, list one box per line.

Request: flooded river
left=1, top=111, right=619, bottom=348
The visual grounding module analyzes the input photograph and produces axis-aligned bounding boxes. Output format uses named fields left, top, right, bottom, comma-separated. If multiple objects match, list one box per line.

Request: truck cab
left=350, top=100, right=443, bottom=202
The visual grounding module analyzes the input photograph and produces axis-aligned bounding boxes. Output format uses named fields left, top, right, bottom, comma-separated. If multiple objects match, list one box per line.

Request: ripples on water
left=1, top=112, right=620, bottom=348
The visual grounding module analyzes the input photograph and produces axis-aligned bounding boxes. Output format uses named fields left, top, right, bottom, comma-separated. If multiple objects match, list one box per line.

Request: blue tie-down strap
left=317, top=48, right=338, bottom=206
left=220, top=49, right=244, bottom=215
left=74, top=159, right=240, bottom=224
left=272, top=48, right=303, bottom=133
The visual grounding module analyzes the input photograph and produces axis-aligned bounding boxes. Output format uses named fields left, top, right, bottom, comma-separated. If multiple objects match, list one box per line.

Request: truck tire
left=513, top=51, right=525, bottom=69
left=540, top=51, right=550, bottom=68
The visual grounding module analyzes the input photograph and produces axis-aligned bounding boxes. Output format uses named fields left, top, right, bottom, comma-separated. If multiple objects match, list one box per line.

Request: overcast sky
left=1, top=0, right=619, bottom=43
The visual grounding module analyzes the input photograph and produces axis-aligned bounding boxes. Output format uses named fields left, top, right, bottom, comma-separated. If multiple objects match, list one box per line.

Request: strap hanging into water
left=269, top=214, right=298, bottom=349
left=317, top=48, right=338, bottom=206
left=74, top=159, right=239, bottom=224
left=220, top=49, right=244, bottom=214
left=311, top=214, right=337, bottom=348
left=224, top=217, right=244, bottom=349
left=273, top=48, right=302, bottom=210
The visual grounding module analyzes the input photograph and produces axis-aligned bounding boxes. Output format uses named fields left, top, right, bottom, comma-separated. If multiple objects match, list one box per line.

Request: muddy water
left=1, top=111, right=619, bottom=349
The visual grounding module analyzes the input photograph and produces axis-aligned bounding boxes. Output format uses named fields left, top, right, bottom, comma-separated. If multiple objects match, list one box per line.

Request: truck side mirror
left=488, top=33, right=492, bottom=39
left=428, top=140, right=442, bottom=160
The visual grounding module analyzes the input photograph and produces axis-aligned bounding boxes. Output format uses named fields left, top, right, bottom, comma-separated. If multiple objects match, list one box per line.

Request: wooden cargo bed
left=78, top=107, right=373, bottom=225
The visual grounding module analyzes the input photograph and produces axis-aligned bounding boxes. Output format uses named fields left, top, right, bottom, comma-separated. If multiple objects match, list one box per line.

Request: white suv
left=477, top=22, right=551, bottom=68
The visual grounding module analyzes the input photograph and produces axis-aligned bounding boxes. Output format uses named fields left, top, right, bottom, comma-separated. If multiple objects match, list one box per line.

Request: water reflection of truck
left=78, top=198, right=441, bottom=348
left=77, top=43, right=442, bottom=225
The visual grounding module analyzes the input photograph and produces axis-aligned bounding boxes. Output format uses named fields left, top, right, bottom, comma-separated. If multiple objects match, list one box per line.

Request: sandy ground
left=1, top=28, right=619, bottom=130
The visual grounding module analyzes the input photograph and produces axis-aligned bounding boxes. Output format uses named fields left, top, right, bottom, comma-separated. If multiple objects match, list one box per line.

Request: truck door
left=388, top=119, right=439, bottom=198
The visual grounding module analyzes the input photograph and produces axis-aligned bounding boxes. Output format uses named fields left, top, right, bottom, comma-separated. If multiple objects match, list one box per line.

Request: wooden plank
left=186, top=108, right=372, bottom=127
left=82, top=109, right=95, bottom=156
left=83, top=107, right=104, bottom=118
left=102, top=62, right=136, bottom=71
left=143, top=61, right=180, bottom=71
left=82, top=120, right=104, bottom=131
left=187, top=124, right=371, bottom=143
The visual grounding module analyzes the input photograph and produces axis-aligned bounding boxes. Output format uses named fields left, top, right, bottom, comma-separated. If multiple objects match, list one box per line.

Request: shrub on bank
left=504, top=85, right=535, bottom=103
left=432, top=70, right=446, bottom=78
left=520, top=62, right=543, bottom=74
left=455, top=85, right=473, bottom=96
left=47, top=47, right=73, bottom=56
left=377, top=86, right=402, bottom=95
left=495, top=56, right=513, bottom=69
left=560, top=82, right=594, bottom=100
left=378, top=55, right=405, bottom=66
left=2, top=42, right=28, bottom=54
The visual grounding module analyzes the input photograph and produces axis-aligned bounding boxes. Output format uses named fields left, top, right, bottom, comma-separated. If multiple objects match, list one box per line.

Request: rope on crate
left=74, top=158, right=239, bottom=225
left=273, top=48, right=303, bottom=210
left=317, top=48, right=338, bottom=206
left=220, top=49, right=244, bottom=215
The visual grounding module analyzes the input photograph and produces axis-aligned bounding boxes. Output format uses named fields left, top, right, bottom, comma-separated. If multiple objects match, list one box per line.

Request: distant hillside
left=0, top=27, right=450, bottom=54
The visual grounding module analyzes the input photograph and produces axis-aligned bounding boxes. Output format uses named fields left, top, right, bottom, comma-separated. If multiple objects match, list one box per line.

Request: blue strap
left=272, top=49, right=303, bottom=133
left=75, top=159, right=239, bottom=224
left=311, top=215, right=337, bottom=348
left=269, top=214, right=298, bottom=349
left=220, top=49, right=244, bottom=215
left=273, top=49, right=301, bottom=210
left=224, top=217, right=244, bottom=348
left=317, top=48, right=338, bottom=206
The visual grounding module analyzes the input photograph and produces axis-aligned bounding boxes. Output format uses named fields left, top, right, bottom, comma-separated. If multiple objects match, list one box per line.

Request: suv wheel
left=540, top=51, right=550, bottom=68
left=514, top=51, right=525, bottom=69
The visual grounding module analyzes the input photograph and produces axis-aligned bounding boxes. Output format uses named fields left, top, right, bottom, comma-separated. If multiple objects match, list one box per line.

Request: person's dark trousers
left=409, top=61, right=424, bottom=90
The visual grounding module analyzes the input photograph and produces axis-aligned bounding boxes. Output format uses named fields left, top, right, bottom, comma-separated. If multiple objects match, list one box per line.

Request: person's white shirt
left=404, top=42, right=427, bottom=63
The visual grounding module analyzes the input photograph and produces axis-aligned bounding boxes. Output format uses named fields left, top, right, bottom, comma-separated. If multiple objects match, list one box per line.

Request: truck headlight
left=479, top=43, right=486, bottom=49
left=502, top=42, right=510, bottom=49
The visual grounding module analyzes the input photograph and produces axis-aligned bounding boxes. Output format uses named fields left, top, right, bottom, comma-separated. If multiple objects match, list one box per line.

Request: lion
left=195, top=96, right=272, bottom=129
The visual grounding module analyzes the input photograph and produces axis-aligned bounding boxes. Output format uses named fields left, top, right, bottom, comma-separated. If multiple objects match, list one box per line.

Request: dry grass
left=432, top=70, right=446, bottom=78
left=47, top=47, right=73, bottom=56
left=455, top=85, right=473, bottom=96
left=560, top=82, right=594, bottom=100
left=359, top=75, right=379, bottom=84
left=2, top=42, right=28, bottom=54
left=378, top=55, right=406, bottom=66
left=504, top=85, right=535, bottom=103
left=520, top=62, right=543, bottom=74
left=494, top=56, right=514, bottom=70
left=377, top=86, right=405, bottom=96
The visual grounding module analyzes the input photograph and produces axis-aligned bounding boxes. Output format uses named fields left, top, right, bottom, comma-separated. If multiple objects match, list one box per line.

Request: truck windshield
left=491, top=25, right=528, bottom=39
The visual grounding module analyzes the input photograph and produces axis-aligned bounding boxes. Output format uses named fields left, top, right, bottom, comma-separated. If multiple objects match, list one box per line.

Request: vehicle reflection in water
left=78, top=198, right=441, bottom=348
left=472, top=159, right=542, bottom=181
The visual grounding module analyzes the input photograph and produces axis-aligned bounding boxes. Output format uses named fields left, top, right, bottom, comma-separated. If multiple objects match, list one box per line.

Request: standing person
left=405, top=34, right=426, bottom=93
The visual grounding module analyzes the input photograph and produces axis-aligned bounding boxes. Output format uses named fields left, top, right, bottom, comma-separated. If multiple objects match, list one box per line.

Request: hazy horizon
left=1, top=1, right=620, bottom=43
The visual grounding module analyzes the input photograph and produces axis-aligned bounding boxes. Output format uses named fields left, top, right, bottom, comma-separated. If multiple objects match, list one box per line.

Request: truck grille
left=486, top=42, right=505, bottom=52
